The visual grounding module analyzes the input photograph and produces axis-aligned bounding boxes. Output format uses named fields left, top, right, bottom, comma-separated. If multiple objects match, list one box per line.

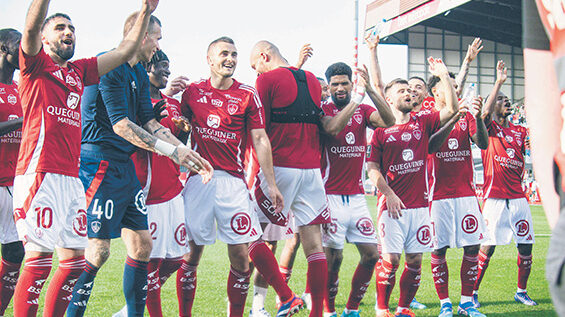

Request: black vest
left=270, top=68, right=322, bottom=124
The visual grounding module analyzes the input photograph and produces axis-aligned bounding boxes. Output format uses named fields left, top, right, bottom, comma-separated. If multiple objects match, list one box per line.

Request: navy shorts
left=79, top=149, right=148, bottom=239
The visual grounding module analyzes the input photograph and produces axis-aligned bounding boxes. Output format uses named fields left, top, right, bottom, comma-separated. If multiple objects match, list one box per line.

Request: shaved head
left=250, top=40, right=288, bottom=75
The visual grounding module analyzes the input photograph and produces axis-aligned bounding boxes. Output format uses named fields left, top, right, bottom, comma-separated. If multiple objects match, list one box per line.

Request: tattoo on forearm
left=121, top=120, right=157, bottom=149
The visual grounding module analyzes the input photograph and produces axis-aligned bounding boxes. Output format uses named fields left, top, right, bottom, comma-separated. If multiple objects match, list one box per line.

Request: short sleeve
left=246, top=89, right=266, bottom=130
left=74, top=57, right=100, bottom=86
left=136, top=68, right=155, bottom=126
left=255, top=74, right=272, bottom=125
left=160, top=99, right=182, bottom=136
left=180, top=86, right=194, bottom=121
left=19, top=46, right=49, bottom=76
left=99, top=66, right=129, bottom=126
left=367, top=129, right=382, bottom=164
left=425, top=111, right=442, bottom=136
left=362, top=104, right=377, bottom=126
left=467, top=114, right=478, bottom=137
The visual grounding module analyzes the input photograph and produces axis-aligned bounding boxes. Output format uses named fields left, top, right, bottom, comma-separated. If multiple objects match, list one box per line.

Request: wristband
left=352, top=86, right=365, bottom=104
left=154, top=139, right=176, bottom=157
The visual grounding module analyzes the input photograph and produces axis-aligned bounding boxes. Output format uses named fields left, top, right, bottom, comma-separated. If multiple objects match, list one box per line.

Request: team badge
left=66, top=74, right=77, bottom=87
left=515, top=220, right=530, bottom=237
left=67, top=92, right=80, bottom=109
left=211, top=99, right=223, bottom=107
left=7, top=94, right=16, bottom=105
left=413, top=129, right=422, bottom=140
left=506, top=148, right=515, bottom=158
left=416, top=225, right=431, bottom=245
left=207, top=114, right=221, bottom=128
left=175, top=223, right=187, bottom=246
left=134, top=190, right=147, bottom=215
left=459, top=120, right=467, bottom=131
left=402, top=149, right=414, bottom=161
left=461, top=214, right=478, bottom=234
left=356, top=217, right=375, bottom=236
left=448, top=138, right=459, bottom=150
left=73, top=209, right=88, bottom=237
left=505, top=135, right=514, bottom=143
left=353, top=114, right=363, bottom=124
left=91, top=221, right=101, bottom=233
left=228, top=103, right=238, bottom=115
left=231, top=212, right=252, bottom=235
left=401, top=132, right=412, bottom=142
left=345, top=132, right=356, bottom=145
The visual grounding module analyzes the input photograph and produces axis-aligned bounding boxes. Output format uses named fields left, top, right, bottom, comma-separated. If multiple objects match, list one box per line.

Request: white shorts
left=0, top=186, right=18, bottom=244
left=262, top=212, right=296, bottom=241
left=13, top=173, right=88, bottom=252
left=183, top=171, right=262, bottom=245
left=148, top=193, right=189, bottom=258
left=323, top=194, right=378, bottom=249
left=430, top=196, right=488, bottom=249
left=482, top=198, right=535, bottom=245
left=254, top=167, right=330, bottom=227
left=377, top=206, right=433, bottom=254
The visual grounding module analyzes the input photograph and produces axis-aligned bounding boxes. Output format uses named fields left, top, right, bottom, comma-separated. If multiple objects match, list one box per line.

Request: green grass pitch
left=5, top=197, right=556, bottom=316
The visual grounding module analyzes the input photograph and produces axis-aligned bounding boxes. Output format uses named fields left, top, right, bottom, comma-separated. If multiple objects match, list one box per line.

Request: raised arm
left=428, top=111, right=460, bottom=154
left=0, top=118, right=23, bottom=136
left=320, top=74, right=366, bottom=136
left=429, top=57, right=458, bottom=125
left=365, top=34, right=385, bottom=98
left=250, top=128, right=284, bottom=213
left=357, top=65, right=395, bottom=128
left=21, top=0, right=51, bottom=56
left=482, top=60, right=507, bottom=122
left=367, top=161, right=405, bottom=219
left=96, top=0, right=158, bottom=76
left=456, top=37, right=483, bottom=96
left=295, top=44, right=313, bottom=69
left=470, top=97, right=489, bottom=149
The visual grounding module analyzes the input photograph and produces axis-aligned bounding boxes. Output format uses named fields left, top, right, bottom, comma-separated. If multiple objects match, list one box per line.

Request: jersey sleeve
left=255, top=75, right=272, bottom=125
left=137, top=68, right=155, bottom=126
left=18, top=46, right=49, bottom=76
left=362, top=104, right=377, bottom=126
left=367, top=129, right=382, bottom=165
left=246, top=89, right=266, bottom=130
left=98, top=66, right=129, bottom=126
left=160, top=100, right=182, bottom=136
left=467, top=114, right=478, bottom=138
left=75, top=57, right=100, bottom=86
left=180, top=87, right=194, bottom=121
left=425, top=111, right=442, bottom=136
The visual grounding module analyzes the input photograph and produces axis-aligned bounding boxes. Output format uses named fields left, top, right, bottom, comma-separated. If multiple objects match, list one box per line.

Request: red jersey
left=180, top=79, right=265, bottom=178
left=0, top=82, right=23, bottom=186
left=481, top=120, right=527, bottom=199
left=17, top=47, right=98, bottom=177
left=421, top=96, right=436, bottom=111
left=132, top=95, right=184, bottom=205
left=368, top=111, right=441, bottom=211
left=255, top=67, right=322, bottom=169
left=428, top=111, right=478, bottom=200
left=321, top=102, right=375, bottom=195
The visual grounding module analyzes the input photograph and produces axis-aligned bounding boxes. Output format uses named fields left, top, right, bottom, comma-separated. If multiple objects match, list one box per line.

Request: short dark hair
left=42, top=13, right=72, bottom=31
left=207, top=36, right=235, bottom=54
left=145, top=49, right=169, bottom=71
left=409, top=76, right=426, bottom=87
left=0, top=28, right=21, bottom=53
left=427, top=72, right=456, bottom=97
left=325, top=62, right=352, bottom=83
left=316, top=76, right=326, bottom=83
left=384, top=78, right=409, bottom=95
left=123, top=13, right=161, bottom=37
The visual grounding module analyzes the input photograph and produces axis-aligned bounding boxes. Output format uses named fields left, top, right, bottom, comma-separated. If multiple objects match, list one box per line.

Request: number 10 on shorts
left=91, top=199, right=114, bottom=220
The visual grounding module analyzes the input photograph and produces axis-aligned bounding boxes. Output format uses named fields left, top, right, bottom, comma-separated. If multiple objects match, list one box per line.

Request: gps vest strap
left=270, top=68, right=322, bottom=124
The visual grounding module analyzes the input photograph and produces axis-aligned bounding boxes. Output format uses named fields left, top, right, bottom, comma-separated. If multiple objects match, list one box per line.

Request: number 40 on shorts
left=91, top=199, right=114, bottom=220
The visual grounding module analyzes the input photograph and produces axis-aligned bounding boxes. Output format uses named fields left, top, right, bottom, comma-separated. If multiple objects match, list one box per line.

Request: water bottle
left=369, top=19, right=387, bottom=41
left=461, top=83, right=477, bottom=116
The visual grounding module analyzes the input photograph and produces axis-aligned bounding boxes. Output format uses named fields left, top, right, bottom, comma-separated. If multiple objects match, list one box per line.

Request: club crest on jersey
left=413, top=129, right=422, bottom=140
left=231, top=212, right=252, bottom=235
left=73, top=209, right=88, bottom=237
left=67, top=92, right=80, bottom=109
left=353, top=113, right=363, bottom=124
left=417, top=225, right=431, bottom=245
left=7, top=94, right=16, bottom=105
left=448, top=138, right=459, bottom=150
left=66, top=74, right=77, bottom=87
left=228, top=103, right=238, bottom=115
left=515, top=220, right=530, bottom=237
left=211, top=99, right=223, bottom=107
left=356, top=217, right=375, bottom=236
left=207, top=114, right=221, bottom=128
left=461, top=214, right=478, bottom=234
left=459, top=120, right=467, bottom=131
left=91, top=221, right=101, bottom=233
left=401, top=132, right=412, bottom=142
left=505, top=135, right=513, bottom=143
left=175, top=223, right=187, bottom=246
left=402, top=149, right=414, bottom=161
left=345, top=132, right=356, bottom=144
left=506, top=148, right=515, bottom=158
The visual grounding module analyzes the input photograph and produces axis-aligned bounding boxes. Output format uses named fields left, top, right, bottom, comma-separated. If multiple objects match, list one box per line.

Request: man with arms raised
left=13, top=0, right=161, bottom=315
left=367, top=58, right=458, bottom=317
left=66, top=8, right=212, bottom=317
left=471, top=60, right=537, bottom=308
left=320, top=62, right=394, bottom=317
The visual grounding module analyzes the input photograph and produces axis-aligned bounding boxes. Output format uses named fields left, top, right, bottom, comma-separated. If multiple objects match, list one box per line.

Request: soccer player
left=472, top=60, right=537, bottom=307
left=320, top=62, right=394, bottom=317
left=179, top=36, right=299, bottom=317
left=249, top=40, right=369, bottom=317
left=0, top=28, right=24, bottom=317
left=67, top=10, right=213, bottom=317
left=13, top=0, right=162, bottom=316
left=522, top=0, right=565, bottom=314
left=425, top=72, right=489, bottom=316
left=367, top=58, right=459, bottom=317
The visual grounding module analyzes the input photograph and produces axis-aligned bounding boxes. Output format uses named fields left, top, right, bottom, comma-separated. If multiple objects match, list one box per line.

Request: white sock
left=343, top=308, right=358, bottom=313
left=473, top=290, right=478, bottom=295
left=396, top=306, right=409, bottom=313
left=440, top=298, right=451, bottom=306
left=252, top=286, right=268, bottom=311
left=517, top=287, right=527, bottom=293
left=460, top=296, right=472, bottom=304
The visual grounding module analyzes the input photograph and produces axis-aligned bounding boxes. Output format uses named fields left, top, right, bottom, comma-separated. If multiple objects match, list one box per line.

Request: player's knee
left=87, top=239, right=111, bottom=266
left=360, top=249, right=379, bottom=268
left=432, top=246, right=448, bottom=257
left=517, top=243, right=533, bottom=256
left=326, top=249, right=343, bottom=271
left=1, top=241, right=24, bottom=264
left=481, top=245, right=495, bottom=257
left=132, top=236, right=153, bottom=260
left=387, top=254, right=401, bottom=266
left=463, top=245, right=480, bottom=256
left=405, top=253, right=423, bottom=266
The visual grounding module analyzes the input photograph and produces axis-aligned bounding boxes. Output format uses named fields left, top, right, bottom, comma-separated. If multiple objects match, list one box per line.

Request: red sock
left=517, top=254, right=532, bottom=290
left=249, top=240, right=293, bottom=302
left=460, top=253, right=479, bottom=296
left=43, top=256, right=85, bottom=317
left=146, top=258, right=163, bottom=317
left=473, top=251, right=490, bottom=291
left=307, top=252, right=327, bottom=317
left=431, top=253, right=449, bottom=300
left=159, top=258, right=182, bottom=285
left=305, top=279, right=310, bottom=293
left=227, top=266, right=250, bottom=317
left=13, top=255, right=52, bottom=317
left=177, top=261, right=197, bottom=317
left=323, top=271, right=339, bottom=313
left=375, top=259, right=398, bottom=310
left=0, top=258, right=22, bottom=314
left=346, top=263, right=373, bottom=310
left=279, top=266, right=292, bottom=283
left=398, top=262, right=421, bottom=308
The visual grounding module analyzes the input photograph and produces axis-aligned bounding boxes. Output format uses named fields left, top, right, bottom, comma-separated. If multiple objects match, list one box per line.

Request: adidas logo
left=285, top=228, right=293, bottom=235
left=250, top=228, right=257, bottom=237
left=197, top=96, right=208, bottom=103
left=52, top=70, right=63, bottom=80
left=386, top=135, right=397, bottom=143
